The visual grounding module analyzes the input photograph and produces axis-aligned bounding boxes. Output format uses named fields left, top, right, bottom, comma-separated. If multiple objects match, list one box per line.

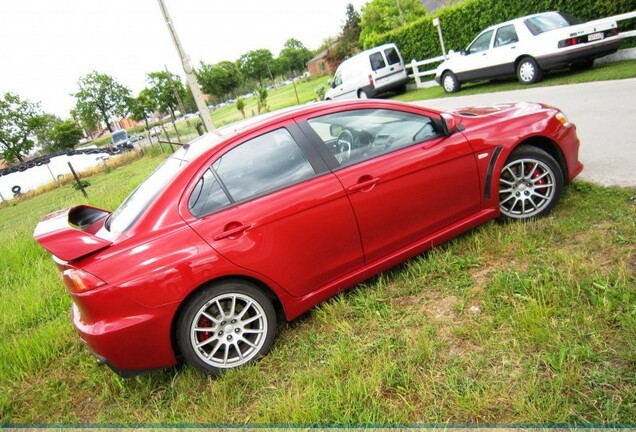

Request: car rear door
left=301, top=107, right=482, bottom=264
left=370, top=46, right=406, bottom=89
left=181, top=123, right=364, bottom=299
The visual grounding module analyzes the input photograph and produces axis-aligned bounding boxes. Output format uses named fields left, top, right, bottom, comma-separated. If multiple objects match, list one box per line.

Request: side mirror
left=440, top=113, right=460, bottom=136
left=329, top=124, right=343, bottom=137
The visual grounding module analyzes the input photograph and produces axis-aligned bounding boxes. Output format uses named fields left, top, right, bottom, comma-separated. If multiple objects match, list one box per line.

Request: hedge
left=364, top=0, right=636, bottom=62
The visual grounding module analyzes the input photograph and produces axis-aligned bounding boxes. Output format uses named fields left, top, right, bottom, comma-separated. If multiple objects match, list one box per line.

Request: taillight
left=368, top=74, right=374, bottom=86
left=558, top=37, right=578, bottom=48
left=609, top=28, right=619, bottom=36
left=61, top=268, right=106, bottom=293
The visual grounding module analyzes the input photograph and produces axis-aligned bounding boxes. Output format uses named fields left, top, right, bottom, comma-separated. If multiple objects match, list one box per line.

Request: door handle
left=213, top=223, right=252, bottom=241
left=347, top=177, right=380, bottom=192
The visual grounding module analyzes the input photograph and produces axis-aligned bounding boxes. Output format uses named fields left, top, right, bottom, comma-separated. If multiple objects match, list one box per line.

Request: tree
left=0, top=92, right=48, bottom=163
left=239, top=49, right=275, bottom=86
left=128, top=88, right=157, bottom=131
left=278, top=38, right=313, bottom=76
left=197, top=61, right=243, bottom=99
left=46, top=119, right=84, bottom=152
left=235, top=97, right=246, bottom=119
left=325, top=3, right=363, bottom=66
left=146, top=71, right=186, bottom=122
left=256, top=87, right=269, bottom=114
left=74, top=71, right=131, bottom=133
left=360, top=0, right=427, bottom=45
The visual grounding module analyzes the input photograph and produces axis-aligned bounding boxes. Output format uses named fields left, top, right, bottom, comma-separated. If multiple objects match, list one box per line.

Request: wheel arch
left=511, top=135, right=569, bottom=185
left=169, top=275, right=285, bottom=359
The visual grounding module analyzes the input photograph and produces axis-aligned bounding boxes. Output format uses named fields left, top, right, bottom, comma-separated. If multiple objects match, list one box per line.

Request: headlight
left=555, top=111, right=571, bottom=127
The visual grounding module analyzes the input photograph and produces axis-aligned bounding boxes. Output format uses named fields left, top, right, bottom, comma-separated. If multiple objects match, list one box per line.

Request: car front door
left=182, top=124, right=364, bottom=298
left=456, top=29, right=495, bottom=81
left=301, top=107, right=482, bottom=264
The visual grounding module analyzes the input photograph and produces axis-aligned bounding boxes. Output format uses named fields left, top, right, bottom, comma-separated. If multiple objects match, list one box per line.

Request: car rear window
left=369, top=52, right=386, bottom=71
left=384, top=47, right=401, bottom=65
left=524, top=12, right=583, bottom=35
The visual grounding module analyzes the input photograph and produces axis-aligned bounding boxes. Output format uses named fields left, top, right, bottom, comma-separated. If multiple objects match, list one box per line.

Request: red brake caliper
left=197, top=317, right=212, bottom=342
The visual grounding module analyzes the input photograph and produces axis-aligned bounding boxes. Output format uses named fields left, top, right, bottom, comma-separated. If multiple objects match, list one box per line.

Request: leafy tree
left=146, top=71, right=186, bottom=122
left=46, top=119, right=84, bottom=152
left=0, top=92, right=48, bottom=163
left=278, top=38, right=313, bottom=75
left=239, top=49, right=275, bottom=86
left=128, top=88, right=157, bottom=131
left=325, top=3, right=363, bottom=66
left=256, top=87, right=269, bottom=114
left=197, top=61, right=243, bottom=99
left=360, top=0, right=428, bottom=45
left=236, top=97, right=246, bottom=119
left=74, top=71, right=131, bottom=133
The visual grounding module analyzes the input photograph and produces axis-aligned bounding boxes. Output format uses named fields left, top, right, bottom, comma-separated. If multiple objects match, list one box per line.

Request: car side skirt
left=283, top=207, right=499, bottom=320
left=456, top=63, right=516, bottom=83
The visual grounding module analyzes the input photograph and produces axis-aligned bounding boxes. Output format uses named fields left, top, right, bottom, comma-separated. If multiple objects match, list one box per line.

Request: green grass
left=0, top=149, right=634, bottom=423
left=394, top=59, right=636, bottom=102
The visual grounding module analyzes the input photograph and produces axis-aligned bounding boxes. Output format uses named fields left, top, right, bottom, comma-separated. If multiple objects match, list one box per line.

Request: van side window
left=332, top=71, right=343, bottom=87
left=384, top=48, right=401, bottom=65
left=369, top=52, right=386, bottom=71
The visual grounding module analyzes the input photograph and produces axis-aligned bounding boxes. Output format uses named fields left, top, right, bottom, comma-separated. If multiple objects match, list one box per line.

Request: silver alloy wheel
left=443, top=74, right=455, bottom=92
left=499, top=158, right=556, bottom=219
left=518, top=61, right=536, bottom=83
left=190, top=293, right=267, bottom=369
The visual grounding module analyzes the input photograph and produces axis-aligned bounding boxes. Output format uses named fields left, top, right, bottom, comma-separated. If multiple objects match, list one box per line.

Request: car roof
left=481, top=10, right=560, bottom=31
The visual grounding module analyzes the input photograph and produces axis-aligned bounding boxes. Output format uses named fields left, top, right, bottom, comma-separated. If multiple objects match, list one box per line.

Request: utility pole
left=156, top=0, right=215, bottom=132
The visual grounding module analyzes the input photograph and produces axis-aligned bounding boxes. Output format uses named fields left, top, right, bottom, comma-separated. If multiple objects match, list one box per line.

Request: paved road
left=415, top=78, right=636, bottom=187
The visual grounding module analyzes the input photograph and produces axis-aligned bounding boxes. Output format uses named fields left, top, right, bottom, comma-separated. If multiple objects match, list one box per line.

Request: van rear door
left=369, top=46, right=407, bottom=91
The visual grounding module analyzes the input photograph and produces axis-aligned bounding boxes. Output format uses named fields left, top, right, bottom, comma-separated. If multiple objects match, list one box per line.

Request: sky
left=0, top=0, right=368, bottom=118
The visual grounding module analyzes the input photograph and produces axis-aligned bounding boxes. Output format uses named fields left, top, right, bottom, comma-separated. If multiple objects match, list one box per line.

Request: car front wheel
left=442, top=71, right=460, bottom=93
left=517, top=57, right=543, bottom=84
left=498, top=146, right=563, bottom=222
left=176, top=280, right=277, bottom=375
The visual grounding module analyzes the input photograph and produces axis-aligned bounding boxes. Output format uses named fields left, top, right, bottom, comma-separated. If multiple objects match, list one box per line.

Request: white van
left=324, top=43, right=409, bottom=100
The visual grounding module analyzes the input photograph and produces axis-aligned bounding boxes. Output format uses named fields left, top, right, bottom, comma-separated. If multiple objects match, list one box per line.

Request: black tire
left=516, top=57, right=543, bottom=84
left=498, top=146, right=564, bottom=222
left=441, top=71, right=460, bottom=93
left=176, top=280, right=277, bottom=376
left=357, top=89, right=368, bottom=99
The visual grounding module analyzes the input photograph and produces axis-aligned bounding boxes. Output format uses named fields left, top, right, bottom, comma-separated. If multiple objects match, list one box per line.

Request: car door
left=301, top=107, right=482, bottom=264
left=487, top=24, right=521, bottom=77
left=455, top=29, right=495, bottom=81
left=182, top=124, right=364, bottom=298
left=370, top=46, right=406, bottom=89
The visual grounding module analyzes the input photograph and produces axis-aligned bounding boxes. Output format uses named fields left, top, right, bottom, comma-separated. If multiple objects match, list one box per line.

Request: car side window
left=332, top=71, right=343, bottom=87
left=467, top=30, right=494, bottom=54
left=188, top=129, right=316, bottom=217
left=494, top=24, right=519, bottom=47
left=369, top=52, right=386, bottom=71
left=307, top=109, right=440, bottom=167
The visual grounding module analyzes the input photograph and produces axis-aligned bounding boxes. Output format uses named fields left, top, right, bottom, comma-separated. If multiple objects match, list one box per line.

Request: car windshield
left=524, top=12, right=583, bottom=35
left=112, top=131, right=127, bottom=142
left=106, top=137, right=217, bottom=235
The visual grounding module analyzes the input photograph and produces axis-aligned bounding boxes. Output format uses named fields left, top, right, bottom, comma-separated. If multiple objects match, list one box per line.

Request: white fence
left=406, top=10, right=636, bottom=89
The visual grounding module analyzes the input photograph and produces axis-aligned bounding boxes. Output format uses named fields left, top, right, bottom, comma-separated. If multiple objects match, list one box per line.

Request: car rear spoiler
left=33, top=205, right=112, bottom=261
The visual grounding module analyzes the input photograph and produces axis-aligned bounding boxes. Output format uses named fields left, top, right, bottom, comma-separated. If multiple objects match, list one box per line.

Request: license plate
left=588, top=32, right=604, bottom=42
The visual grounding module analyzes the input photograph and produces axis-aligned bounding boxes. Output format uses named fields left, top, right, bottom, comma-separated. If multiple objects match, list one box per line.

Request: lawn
left=0, top=59, right=635, bottom=425
left=0, top=150, right=634, bottom=423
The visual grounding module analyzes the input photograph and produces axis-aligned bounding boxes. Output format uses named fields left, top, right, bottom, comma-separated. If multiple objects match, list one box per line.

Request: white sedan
left=435, top=11, right=623, bottom=93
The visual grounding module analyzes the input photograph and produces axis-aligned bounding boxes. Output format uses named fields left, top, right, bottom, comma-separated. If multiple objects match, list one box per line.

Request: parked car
left=325, top=43, right=410, bottom=100
left=110, top=130, right=131, bottom=149
left=435, top=11, right=622, bottom=93
left=34, top=99, right=582, bottom=377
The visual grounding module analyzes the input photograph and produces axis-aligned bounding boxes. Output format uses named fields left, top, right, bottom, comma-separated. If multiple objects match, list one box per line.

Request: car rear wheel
left=498, top=146, right=563, bottom=222
left=442, top=71, right=460, bottom=93
left=517, top=57, right=543, bottom=84
left=358, top=89, right=368, bottom=99
left=176, top=280, right=277, bottom=376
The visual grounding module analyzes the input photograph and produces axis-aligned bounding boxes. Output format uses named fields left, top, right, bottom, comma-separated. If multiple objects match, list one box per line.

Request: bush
left=364, top=0, right=636, bottom=61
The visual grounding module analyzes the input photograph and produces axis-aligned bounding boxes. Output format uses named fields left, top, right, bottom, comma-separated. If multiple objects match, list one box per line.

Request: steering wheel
left=336, top=130, right=354, bottom=164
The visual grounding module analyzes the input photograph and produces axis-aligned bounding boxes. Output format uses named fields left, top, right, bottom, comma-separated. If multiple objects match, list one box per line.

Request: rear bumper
left=537, top=37, right=623, bottom=70
left=71, top=292, right=178, bottom=375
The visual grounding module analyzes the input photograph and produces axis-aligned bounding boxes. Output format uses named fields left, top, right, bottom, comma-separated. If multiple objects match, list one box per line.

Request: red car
left=34, top=99, right=582, bottom=377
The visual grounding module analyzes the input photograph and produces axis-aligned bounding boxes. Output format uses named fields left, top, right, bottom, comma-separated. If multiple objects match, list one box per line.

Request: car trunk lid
left=34, top=205, right=112, bottom=261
